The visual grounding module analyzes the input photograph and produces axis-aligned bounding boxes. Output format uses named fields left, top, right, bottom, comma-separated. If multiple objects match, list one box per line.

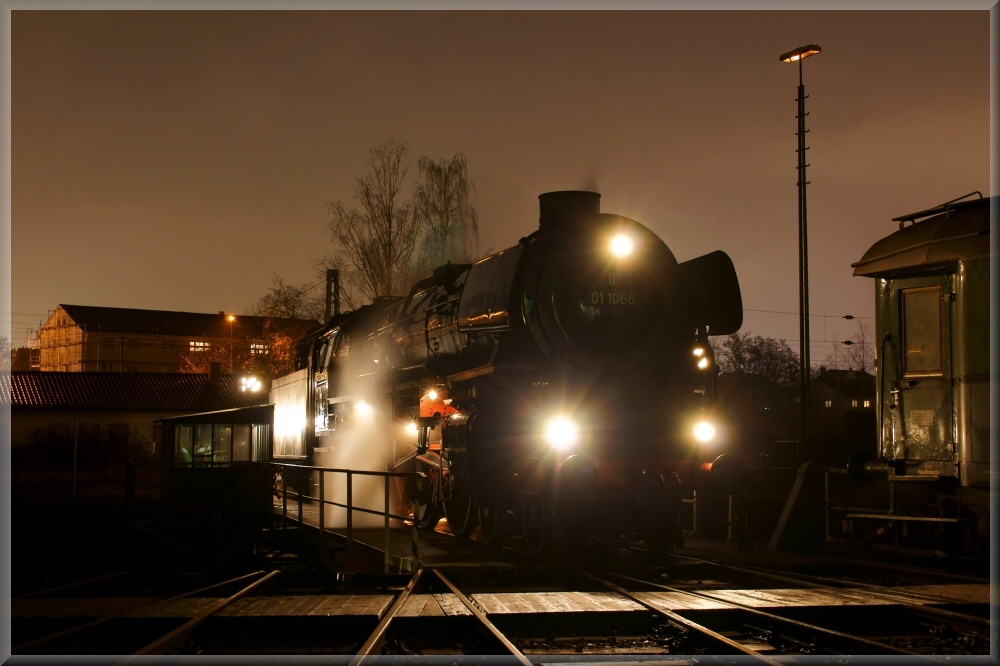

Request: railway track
left=12, top=537, right=992, bottom=658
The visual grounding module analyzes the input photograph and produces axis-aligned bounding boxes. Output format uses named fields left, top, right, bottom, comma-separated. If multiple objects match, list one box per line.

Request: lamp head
left=779, top=44, right=821, bottom=63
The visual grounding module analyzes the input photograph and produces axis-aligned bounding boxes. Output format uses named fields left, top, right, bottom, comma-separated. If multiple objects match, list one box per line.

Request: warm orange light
left=780, top=45, right=821, bottom=63
left=227, top=315, right=236, bottom=322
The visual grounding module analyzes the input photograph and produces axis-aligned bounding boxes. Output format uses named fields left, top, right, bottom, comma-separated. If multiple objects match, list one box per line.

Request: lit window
left=190, top=341, right=210, bottom=353
left=863, top=400, right=871, bottom=408
left=250, top=342, right=270, bottom=355
left=851, top=399, right=858, bottom=408
left=824, top=400, right=832, bottom=408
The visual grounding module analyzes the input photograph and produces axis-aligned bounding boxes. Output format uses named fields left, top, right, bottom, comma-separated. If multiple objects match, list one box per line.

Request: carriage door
left=896, top=279, right=954, bottom=467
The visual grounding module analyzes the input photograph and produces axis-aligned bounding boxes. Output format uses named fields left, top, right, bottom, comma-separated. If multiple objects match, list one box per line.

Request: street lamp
left=227, top=314, right=236, bottom=373
left=780, top=43, right=820, bottom=462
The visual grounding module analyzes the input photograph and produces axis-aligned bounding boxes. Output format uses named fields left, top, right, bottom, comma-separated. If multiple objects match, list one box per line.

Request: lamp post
left=227, top=314, right=236, bottom=373
left=780, top=44, right=821, bottom=462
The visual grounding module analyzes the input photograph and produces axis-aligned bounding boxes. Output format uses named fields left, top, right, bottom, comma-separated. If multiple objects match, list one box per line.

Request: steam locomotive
left=279, top=191, right=744, bottom=554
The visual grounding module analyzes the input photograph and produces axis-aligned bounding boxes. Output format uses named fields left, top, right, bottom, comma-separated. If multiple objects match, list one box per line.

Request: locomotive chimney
left=538, top=191, right=600, bottom=231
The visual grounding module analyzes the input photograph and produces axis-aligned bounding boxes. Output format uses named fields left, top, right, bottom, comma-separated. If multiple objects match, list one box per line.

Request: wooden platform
left=472, top=592, right=645, bottom=615
left=14, top=583, right=990, bottom=620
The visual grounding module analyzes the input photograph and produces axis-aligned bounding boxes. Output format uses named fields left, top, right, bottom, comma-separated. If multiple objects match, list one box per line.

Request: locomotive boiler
left=281, top=191, right=744, bottom=555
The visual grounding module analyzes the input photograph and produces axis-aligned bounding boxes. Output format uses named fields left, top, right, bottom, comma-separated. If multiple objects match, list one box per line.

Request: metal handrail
left=265, top=461, right=426, bottom=573
left=122, top=460, right=426, bottom=573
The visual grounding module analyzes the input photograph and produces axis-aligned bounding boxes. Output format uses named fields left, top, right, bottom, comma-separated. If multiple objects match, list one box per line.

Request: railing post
left=384, top=474, right=390, bottom=574
left=692, top=489, right=698, bottom=535
left=727, top=494, right=733, bottom=542
left=298, top=475, right=303, bottom=525
left=282, top=465, right=287, bottom=533
left=346, top=471, right=353, bottom=552
left=319, top=471, right=326, bottom=558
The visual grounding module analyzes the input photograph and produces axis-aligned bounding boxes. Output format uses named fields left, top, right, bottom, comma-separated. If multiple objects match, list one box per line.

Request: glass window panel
left=233, top=424, right=250, bottom=461
left=175, top=425, right=193, bottom=463
left=903, top=288, right=942, bottom=375
left=214, top=424, right=232, bottom=462
left=194, top=424, right=213, bottom=458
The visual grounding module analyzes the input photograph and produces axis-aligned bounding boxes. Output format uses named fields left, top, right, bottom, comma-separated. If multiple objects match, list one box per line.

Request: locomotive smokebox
left=539, top=191, right=601, bottom=231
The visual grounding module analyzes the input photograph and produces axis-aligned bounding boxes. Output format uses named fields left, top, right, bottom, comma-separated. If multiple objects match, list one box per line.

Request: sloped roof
left=813, top=369, right=875, bottom=399
left=852, top=197, right=992, bottom=278
left=2, top=371, right=266, bottom=412
left=53, top=304, right=319, bottom=338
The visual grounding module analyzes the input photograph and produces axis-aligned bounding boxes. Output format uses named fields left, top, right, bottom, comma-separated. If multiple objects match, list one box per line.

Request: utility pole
left=780, top=44, right=821, bottom=461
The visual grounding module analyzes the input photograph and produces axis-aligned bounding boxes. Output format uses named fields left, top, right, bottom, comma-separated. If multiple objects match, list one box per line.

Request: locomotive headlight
left=355, top=401, right=374, bottom=417
left=693, top=421, right=716, bottom=443
left=693, top=347, right=704, bottom=357
left=697, top=357, right=709, bottom=369
left=544, top=417, right=580, bottom=452
left=610, top=235, right=634, bottom=257
left=427, top=390, right=438, bottom=401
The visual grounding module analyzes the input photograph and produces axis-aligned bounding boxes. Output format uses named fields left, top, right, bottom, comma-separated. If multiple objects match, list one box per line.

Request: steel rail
left=842, top=559, right=990, bottom=584
left=120, top=569, right=280, bottom=660
left=12, top=570, right=269, bottom=653
left=12, top=571, right=128, bottom=602
left=578, top=570, right=779, bottom=663
left=431, top=568, right=533, bottom=666
left=666, top=553, right=827, bottom=589
left=669, top=554, right=992, bottom=628
left=737, top=565, right=993, bottom=626
left=601, top=570, right=920, bottom=656
left=349, top=567, right=425, bottom=665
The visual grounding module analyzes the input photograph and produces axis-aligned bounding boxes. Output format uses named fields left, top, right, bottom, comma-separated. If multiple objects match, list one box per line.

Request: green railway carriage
left=849, top=194, right=992, bottom=551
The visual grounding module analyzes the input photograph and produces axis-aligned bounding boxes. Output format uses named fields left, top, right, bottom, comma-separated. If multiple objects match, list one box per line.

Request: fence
left=125, top=460, right=427, bottom=573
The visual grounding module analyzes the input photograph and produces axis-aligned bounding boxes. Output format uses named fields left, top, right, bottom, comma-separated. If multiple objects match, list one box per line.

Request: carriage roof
left=852, top=196, right=993, bottom=278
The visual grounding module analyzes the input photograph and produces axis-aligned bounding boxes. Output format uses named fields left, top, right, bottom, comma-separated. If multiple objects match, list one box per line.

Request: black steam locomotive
left=289, top=191, right=744, bottom=554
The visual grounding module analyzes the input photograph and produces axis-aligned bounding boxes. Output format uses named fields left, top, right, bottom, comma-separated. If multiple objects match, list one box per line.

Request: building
left=812, top=368, right=876, bottom=440
left=4, top=366, right=269, bottom=497
left=37, top=304, right=319, bottom=373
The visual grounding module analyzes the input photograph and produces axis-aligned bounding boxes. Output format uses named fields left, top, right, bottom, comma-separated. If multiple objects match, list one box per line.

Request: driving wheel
left=477, top=504, right=504, bottom=546
left=443, top=489, right=477, bottom=538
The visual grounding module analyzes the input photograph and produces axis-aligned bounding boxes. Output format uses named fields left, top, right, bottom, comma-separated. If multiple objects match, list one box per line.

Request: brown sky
left=11, top=10, right=991, bottom=360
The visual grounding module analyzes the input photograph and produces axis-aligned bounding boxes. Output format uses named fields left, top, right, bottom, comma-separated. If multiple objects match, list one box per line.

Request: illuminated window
left=190, top=341, right=210, bottom=353
left=251, top=342, right=270, bottom=355
left=824, top=400, right=832, bottom=408
left=851, top=399, right=858, bottom=408
left=863, top=400, right=871, bottom=408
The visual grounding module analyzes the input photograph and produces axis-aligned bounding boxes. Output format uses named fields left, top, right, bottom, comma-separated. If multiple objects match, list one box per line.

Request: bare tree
left=327, top=140, right=420, bottom=301
left=413, top=152, right=479, bottom=271
left=714, top=332, right=801, bottom=387
left=245, top=273, right=325, bottom=322
left=845, top=320, right=876, bottom=374
left=824, top=340, right=844, bottom=371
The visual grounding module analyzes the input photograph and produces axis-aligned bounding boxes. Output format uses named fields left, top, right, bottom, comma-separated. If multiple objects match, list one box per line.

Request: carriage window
left=214, top=424, right=232, bottom=462
left=233, top=424, right=250, bottom=461
left=903, top=287, right=942, bottom=376
left=175, top=425, right=192, bottom=463
left=194, top=424, right=213, bottom=459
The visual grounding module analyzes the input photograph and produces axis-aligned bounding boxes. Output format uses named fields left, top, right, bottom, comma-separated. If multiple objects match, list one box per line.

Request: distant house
left=37, top=304, right=319, bottom=373
left=716, top=373, right=801, bottom=458
left=3, top=367, right=268, bottom=497
left=812, top=367, right=877, bottom=448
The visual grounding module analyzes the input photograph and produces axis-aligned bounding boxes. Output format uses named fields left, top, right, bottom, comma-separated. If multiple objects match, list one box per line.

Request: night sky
left=11, top=10, right=990, bottom=362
